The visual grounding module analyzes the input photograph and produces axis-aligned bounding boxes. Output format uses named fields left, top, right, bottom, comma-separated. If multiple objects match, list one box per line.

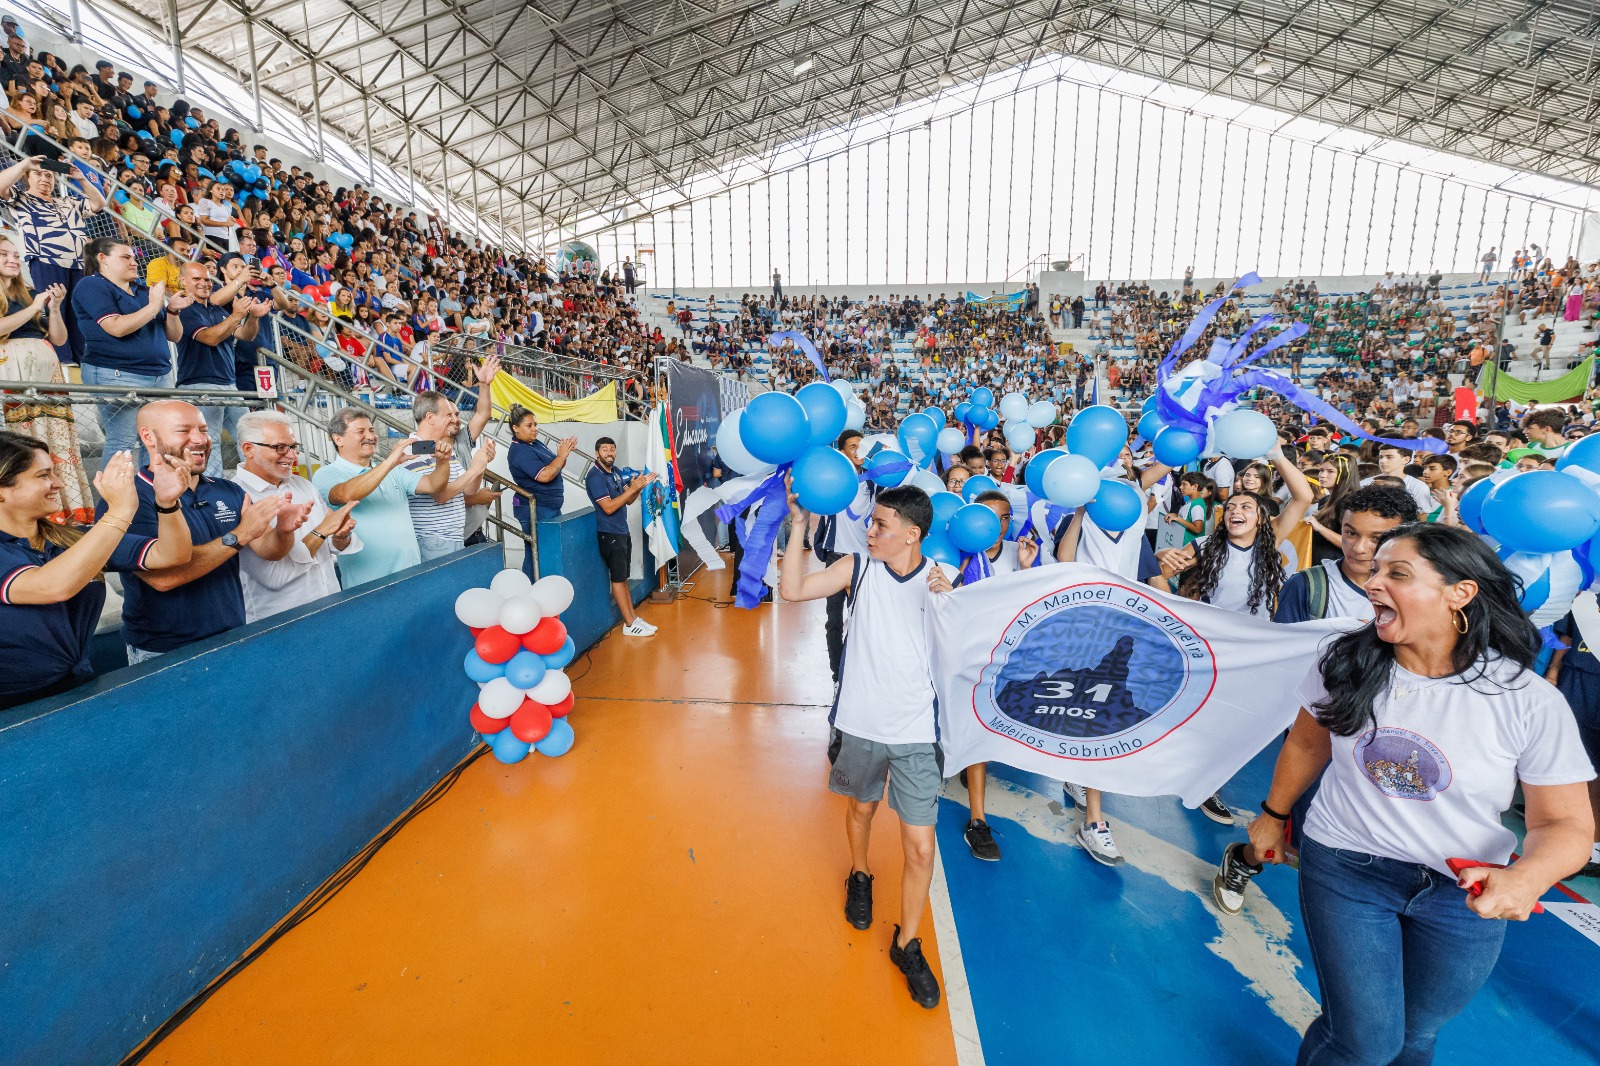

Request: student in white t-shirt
left=1169, top=445, right=1316, bottom=618
left=1244, top=525, right=1594, bottom=1064
left=778, top=484, right=956, bottom=1010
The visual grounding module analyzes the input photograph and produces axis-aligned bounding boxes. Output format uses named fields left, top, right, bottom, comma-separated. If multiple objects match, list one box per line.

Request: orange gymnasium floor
left=146, top=565, right=968, bottom=1065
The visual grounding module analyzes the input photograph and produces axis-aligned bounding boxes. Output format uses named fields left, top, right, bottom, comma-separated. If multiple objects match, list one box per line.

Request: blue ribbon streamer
left=715, top=464, right=794, bottom=609
left=1153, top=272, right=1447, bottom=456
left=767, top=330, right=830, bottom=382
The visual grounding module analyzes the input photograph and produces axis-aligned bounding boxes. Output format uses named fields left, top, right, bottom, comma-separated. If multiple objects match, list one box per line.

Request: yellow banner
left=490, top=376, right=618, bottom=424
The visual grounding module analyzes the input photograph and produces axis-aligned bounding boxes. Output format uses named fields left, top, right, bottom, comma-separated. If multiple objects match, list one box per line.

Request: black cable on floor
left=119, top=742, right=491, bottom=1066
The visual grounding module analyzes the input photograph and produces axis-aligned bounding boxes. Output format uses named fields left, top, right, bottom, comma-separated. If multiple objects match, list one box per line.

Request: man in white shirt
left=1361, top=445, right=1432, bottom=517
left=231, top=411, right=360, bottom=622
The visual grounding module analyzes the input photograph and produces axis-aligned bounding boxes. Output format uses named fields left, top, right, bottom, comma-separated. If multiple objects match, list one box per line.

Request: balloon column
left=454, top=569, right=580, bottom=764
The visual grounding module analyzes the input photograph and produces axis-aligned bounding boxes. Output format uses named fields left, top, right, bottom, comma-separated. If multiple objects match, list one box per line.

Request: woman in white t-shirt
left=1246, top=524, right=1594, bottom=1065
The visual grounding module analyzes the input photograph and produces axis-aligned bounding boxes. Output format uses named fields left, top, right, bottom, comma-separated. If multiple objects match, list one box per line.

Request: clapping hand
left=147, top=448, right=192, bottom=507
left=275, top=498, right=316, bottom=535
left=248, top=298, right=272, bottom=317
left=472, top=438, right=497, bottom=469
left=147, top=280, right=168, bottom=307
left=93, top=451, right=140, bottom=519
left=234, top=494, right=288, bottom=546
left=556, top=436, right=578, bottom=457
left=474, top=353, right=501, bottom=384
left=316, top=501, right=358, bottom=548
left=167, top=290, right=194, bottom=313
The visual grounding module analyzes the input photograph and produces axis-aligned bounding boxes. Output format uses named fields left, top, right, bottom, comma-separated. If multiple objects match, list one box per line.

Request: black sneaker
left=1200, top=793, right=1234, bottom=825
left=845, top=870, right=873, bottom=929
left=890, top=924, right=941, bottom=1009
left=964, top=818, right=1001, bottom=861
left=1212, top=841, right=1263, bottom=915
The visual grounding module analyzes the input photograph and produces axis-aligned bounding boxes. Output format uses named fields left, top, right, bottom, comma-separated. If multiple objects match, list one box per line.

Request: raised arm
left=324, top=445, right=411, bottom=506
left=468, top=354, right=500, bottom=441
left=1268, top=445, right=1316, bottom=542
left=1054, top=507, right=1086, bottom=563
left=777, top=490, right=854, bottom=602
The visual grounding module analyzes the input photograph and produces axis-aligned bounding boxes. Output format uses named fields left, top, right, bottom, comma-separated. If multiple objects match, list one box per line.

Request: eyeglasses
left=245, top=441, right=300, bottom=455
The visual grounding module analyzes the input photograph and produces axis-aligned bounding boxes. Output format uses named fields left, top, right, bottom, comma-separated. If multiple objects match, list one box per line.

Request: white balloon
left=716, top=410, right=775, bottom=476
left=936, top=427, right=966, bottom=455
left=498, top=594, right=544, bottom=635
left=454, top=588, right=505, bottom=629
left=999, top=392, right=1031, bottom=422
left=532, top=574, right=576, bottom=616
left=479, top=676, right=526, bottom=718
left=833, top=379, right=858, bottom=397
left=489, top=568, right=533, bottom=599
left=906, top=469, right=945, bottom=495
left=1027, top=400, right=1057, bottom=429
left=528, top=670, right=572, bottom=705
left=844, top=400, right=866, bottom=432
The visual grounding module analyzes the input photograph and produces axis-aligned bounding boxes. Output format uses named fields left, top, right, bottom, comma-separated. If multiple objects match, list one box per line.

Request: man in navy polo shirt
left=177, top=261, right=271, bottom=477
left=585, top=436, right=657, bottom=637
left=213, top=251, right=280, bottom=394
left=101, top=400, right=309, bottom=662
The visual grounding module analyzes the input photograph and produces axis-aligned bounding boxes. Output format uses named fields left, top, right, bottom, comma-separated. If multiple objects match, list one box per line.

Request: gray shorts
left=826, top=728, right=944, bottom=826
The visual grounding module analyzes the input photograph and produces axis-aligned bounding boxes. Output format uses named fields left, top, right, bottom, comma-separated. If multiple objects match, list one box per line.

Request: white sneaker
left=622, top=619, right=652, bottom=637
left=1077, top=820, right=1125, bottom=866
left=1061, top=782, right=1088, bottom=810
left=635, top=618, right=659, bottom=634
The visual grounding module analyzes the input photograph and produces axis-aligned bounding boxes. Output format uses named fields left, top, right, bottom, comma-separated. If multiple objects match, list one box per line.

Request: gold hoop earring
left=1452, top=608, right=1469, bottom=634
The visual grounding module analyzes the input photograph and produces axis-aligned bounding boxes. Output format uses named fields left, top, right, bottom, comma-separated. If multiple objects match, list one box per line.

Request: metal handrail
left=0, top=382, right=268, bottom=405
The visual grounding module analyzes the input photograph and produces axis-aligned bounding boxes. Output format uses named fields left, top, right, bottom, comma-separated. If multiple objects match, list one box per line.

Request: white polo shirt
left=231, top=468, right=363, bottom=622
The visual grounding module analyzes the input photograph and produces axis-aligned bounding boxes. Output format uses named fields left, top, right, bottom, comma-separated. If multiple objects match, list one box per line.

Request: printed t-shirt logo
left=1354, top=727, right=1452, bottom=801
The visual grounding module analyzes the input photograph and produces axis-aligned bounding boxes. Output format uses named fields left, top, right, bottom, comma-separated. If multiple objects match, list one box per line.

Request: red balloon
left=469, top=703, right=505, bottom=735
left=521, top=616, right=568, bottom=656
left=509, top=699, right=553, bottom=743
left=469, top=627, right=483, bottom=637
left=549, top=692, right=575, bottom=718
left=475, top=625, right=521, bottom=664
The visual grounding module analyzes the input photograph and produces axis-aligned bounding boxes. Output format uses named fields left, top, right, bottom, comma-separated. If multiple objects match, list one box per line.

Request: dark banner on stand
left=666, top=361, right=723, bottom=578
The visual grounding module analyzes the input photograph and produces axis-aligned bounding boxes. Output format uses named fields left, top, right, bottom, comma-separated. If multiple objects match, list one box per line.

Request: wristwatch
left=221, top=532, right=241, bottom=549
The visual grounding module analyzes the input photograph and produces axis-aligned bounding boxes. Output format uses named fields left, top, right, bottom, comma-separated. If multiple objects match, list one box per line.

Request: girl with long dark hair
left=1305, top=451, right=1359, bottom=565
left=1247, top=524, right=1594, bottom=1065
left=1174, top=444, right=1315, bottom=617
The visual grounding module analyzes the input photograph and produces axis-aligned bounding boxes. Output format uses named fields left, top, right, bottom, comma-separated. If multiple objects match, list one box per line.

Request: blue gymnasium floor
left=937, top=740, right=1600, bottom=1065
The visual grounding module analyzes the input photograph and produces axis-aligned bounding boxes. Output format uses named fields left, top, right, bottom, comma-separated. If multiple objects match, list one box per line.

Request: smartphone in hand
left=409, top=440, right=437, bottom=455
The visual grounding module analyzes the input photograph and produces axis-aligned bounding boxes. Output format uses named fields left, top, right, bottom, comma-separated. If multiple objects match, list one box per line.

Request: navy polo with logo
left=0, top=531, right=114, bottom=707
left=100, top=469, right=248, bottom=654
left=585, top=464, right=630, bottom=535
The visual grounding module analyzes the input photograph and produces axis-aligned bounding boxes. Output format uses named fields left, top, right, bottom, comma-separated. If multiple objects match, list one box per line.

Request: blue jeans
left=125, top=645, right=164, bottom=665
left=1296, top=835, right=1507, bottom=1066
left=80, top=364, right=176, bottom=465
left=193, top=383, right=244, bottom=478
left=417, top=533, right=464, bottom=563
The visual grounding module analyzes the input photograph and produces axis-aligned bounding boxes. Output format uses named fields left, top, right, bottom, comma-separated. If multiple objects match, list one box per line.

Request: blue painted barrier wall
left=535, top=508, right=657, bottom=653
left=0, top=547, right=501, bottom=1065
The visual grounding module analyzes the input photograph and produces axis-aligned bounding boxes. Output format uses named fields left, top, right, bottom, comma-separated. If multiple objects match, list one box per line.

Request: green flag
left=1485, top=358, right=1593, bottom=404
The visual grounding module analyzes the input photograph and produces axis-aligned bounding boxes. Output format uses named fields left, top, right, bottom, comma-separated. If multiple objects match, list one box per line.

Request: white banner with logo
left=928, top=563, right=1347, bottom=807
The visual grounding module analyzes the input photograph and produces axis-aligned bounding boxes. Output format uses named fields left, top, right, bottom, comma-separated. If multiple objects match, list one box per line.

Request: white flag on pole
left=927, top=563, right=1348, bottom=807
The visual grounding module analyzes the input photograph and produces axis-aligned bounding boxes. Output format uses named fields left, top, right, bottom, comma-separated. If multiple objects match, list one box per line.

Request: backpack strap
left=1305, top=564, right=1331, bottom=621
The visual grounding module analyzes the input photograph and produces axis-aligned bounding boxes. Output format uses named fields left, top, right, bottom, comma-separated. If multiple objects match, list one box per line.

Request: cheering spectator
left=73, top=237, right=186, bottom=463
left=506, top=403, right=575, bottom=576
left=0, top=153, right=105, bottom=363
left=403, top=390, right=495, bottom=561
left=586, top=436, right=658, bottom=636
left=230, top=410, right=358, bottom=621
left=101, top=400, right=300, bottom=661
left=310, top=408, right=451, bottom=588
left=0, top=236, right=94, bottom=522
left=174, top=261, right=270, bottom=475
left=0, top=435, right=191, bottom=709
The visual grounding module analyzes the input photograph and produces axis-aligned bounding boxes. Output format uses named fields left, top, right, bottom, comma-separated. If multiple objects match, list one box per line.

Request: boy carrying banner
left=778, top=483, right=957, bottom=1010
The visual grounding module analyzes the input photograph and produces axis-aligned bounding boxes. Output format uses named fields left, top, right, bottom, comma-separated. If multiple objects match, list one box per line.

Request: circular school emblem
left=974, top=580, right=1217, bottom=760
left=1353, top=727, right=1451, bottom=801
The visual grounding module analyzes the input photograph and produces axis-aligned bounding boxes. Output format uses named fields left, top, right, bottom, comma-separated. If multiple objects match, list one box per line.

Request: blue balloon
left=1024, top=448, right=1067, bottom=497
left=230, top=160, right=247, bottom=174
left=948, top=503, right=1003, bottom=554
left=929, top=490, right=964, bottom=532
left=1086, top=479, right=1145, bottom=533
left=127, top=105, right=141, bottom=119
left=976, top=408, right=1001, bottom=432
left=1212, top=409, right=1278, bottom=460
left=924, top=407, right=946, bottom=428
left=953, top=402, right=973, bottom=425
left=1136, top=411, right=1166, bottom=443
left=1481, top=471, right=1600, bottom=553
left=185, top=116, right=199, bottom=128
left=464, top=649, right=504, bottom=683
left=793, top=445, right=860, bottom=514
left=503, top=649, right=548, bottom=690
left=490, top=729, right=532, bottom=763
left=1556, top=434, right=1600, bottom=476
left=1141, top=394, right=1159, bottom=415
left=796, top=381, right=847, bottom=446
left=969, top=387, right=995, bottom=409
left=543, top=636, right=576, bottom=670
left=1457, top=476, right=1496, bottom=533
left=922, top=531, right=960, bottom=566
left=865, top=448, right=912, bottom=488
left=740, top=392, right=812, bottom=465
left=169, top=129, right=184, bottom=147
left=534, top=717, right=575, bottom=757
left=961, top=474, right=999, bottom=501
left=1153, top=426, right=1202, bottom=467
left=245, top=164, right=262, bottom=183
left=1041, top=453, right=1101, bottom=508
left=1065, top=406, right=1129, bottom=468
left=898, top=412, right=939, bottom=467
